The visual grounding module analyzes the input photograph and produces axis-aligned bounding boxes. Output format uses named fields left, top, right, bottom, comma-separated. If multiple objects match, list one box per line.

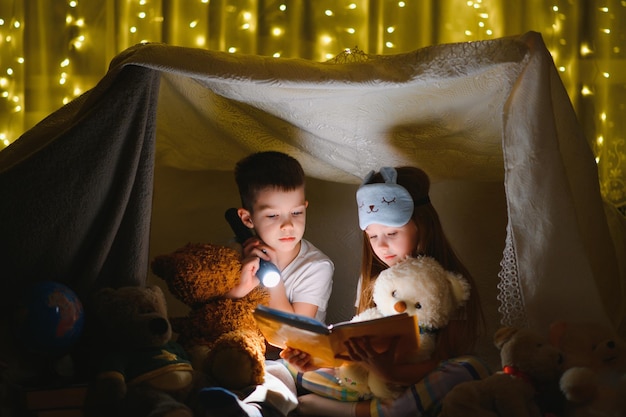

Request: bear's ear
left=447, top=272, right=471, bottom=307
left=145, top=284, right=164, bottom=298
left=493, top=326, right=519, bottom=350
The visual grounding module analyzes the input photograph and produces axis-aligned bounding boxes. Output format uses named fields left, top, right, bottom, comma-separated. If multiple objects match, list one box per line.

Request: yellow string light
left=0, top=0, right=623, bottom=208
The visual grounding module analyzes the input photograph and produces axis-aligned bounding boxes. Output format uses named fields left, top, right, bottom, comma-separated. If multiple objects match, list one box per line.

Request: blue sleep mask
left=356, top=167, right=414, bottom=230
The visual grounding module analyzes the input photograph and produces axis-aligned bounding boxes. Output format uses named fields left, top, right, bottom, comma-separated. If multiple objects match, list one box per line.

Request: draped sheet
left=0, top=31, right=623, bottom=334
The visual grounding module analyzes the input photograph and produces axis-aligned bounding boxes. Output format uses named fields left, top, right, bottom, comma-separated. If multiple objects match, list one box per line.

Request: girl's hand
left=280, top=347, right=318, bottom=373
left=225, top=255, right=260, bottom=299
left=344, top=336, right=400, bottom=383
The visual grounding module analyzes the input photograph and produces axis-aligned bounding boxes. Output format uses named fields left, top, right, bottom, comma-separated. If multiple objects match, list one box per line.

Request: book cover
left=253, top=305, right=420, bottom=367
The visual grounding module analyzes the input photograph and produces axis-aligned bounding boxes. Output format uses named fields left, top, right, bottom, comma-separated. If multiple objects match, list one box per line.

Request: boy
left=228, top=150, right=334, bottom=322
left=200, top=151, right=334, bottom=417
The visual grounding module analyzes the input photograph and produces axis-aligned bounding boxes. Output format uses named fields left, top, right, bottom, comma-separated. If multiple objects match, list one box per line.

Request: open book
left=253, top=305, right=421, bottom=367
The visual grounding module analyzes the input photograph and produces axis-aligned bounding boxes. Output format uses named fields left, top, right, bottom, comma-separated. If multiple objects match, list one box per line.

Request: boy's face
left=242, top=186, right=308, bottom=254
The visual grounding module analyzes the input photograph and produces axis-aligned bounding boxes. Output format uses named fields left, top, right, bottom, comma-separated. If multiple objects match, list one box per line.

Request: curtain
left=1, top=0, right=624, bottom=210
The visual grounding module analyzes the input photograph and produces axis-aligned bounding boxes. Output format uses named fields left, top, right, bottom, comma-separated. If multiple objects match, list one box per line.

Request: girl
left=280, top=166, right=488, bottom=417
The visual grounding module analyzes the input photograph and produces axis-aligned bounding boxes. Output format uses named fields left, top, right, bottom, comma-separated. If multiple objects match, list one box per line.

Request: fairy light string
left=0, top=0, right=623, bottom=210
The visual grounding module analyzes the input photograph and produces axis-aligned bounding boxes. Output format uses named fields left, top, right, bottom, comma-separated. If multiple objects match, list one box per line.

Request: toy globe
left=13, top=281, right=85, bottom=357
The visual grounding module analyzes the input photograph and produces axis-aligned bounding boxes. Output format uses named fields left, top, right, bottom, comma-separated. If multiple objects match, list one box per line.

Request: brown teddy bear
left=84, top=285, right=195, bottom=417
left=440, top=326, right=564, bottom=417
left=151, top=242, right=270, bottom=391
left=550, top=320, right=626, bottom=417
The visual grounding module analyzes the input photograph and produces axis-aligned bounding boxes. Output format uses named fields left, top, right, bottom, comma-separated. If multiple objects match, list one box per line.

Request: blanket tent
left=1, top=31, right=625, bottom=367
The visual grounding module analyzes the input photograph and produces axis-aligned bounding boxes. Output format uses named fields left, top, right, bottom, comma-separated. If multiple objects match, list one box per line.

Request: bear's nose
left=394, top=301, right=407, bottom=313
left=150, top=317, right=169, bottom=335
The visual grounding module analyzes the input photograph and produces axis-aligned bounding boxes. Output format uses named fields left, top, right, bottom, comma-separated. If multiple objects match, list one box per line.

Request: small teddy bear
left=84, top=285, right=195, bottom=417
left=339, top=256, right=471, bottom=400
left=440, top=326, right=564, bottom=417
left=550, top=320, right=626, bottom=417
left=151, top=242, right=270, bottom=391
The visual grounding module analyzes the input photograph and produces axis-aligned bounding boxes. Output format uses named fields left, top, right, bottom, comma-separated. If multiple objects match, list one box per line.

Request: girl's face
left=365, top=220, right=419, bottom=267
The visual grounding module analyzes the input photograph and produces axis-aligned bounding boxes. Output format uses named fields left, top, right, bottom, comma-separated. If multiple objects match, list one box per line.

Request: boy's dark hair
left=234, top=151, right=305, bottom=211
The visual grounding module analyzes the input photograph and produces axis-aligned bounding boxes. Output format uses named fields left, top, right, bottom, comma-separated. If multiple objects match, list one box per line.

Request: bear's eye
left=392, top=290, right=398, bottom=298
left=415, top=302, right=422, bottom=309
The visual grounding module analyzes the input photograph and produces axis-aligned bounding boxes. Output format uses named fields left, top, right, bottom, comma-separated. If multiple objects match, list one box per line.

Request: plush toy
left=550, top=320, right=626, bottom=417
left=151, top=242, right=270, bottom=391
left=85, top=285, right=195, bottom=417
left=339, top=256, right=471, bottom=400
left=440, top=326, right=564, bottom=417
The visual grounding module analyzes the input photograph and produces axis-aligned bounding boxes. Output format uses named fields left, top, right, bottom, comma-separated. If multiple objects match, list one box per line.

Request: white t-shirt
left=281, top=239, right=334, bottom=323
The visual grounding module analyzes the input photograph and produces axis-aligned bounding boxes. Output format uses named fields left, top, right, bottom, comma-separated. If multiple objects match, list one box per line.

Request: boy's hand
left=242, top=237, right=275, bottom=264
left=225, top=255, right=261, bottom=298
left=280, top=347, right=318, bottom=373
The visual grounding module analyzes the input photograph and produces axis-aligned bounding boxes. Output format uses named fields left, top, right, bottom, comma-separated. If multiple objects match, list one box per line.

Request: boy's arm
left=225, top=255, right=261, bottom=298
left=266, top=282, right=319, bottom=318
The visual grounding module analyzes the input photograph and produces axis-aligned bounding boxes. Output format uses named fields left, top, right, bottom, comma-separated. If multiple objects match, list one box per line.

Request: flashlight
left=225, top=208, right=281, bottom=288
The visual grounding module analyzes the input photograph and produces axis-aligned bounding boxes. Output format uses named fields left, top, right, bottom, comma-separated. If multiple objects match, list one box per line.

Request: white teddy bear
left=338, top=256, right=471, bottom=400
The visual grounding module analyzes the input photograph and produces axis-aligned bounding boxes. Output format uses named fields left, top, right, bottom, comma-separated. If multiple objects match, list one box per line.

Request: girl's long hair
left=357, top=166, right=485, bottom=358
